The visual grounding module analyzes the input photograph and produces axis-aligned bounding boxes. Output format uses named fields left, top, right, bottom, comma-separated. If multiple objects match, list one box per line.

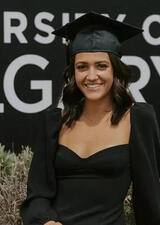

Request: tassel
left=65, top=38, right=70, bottom=66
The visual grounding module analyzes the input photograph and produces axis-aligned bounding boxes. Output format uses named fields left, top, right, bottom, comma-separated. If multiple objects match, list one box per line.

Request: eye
left=97, top=63, right=108, bottom=69
left=76, top=64, right=87, bottom=70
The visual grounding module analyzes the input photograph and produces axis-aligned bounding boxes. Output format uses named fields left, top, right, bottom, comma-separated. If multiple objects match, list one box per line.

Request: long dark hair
left=60, top=52, right=135, bottom=127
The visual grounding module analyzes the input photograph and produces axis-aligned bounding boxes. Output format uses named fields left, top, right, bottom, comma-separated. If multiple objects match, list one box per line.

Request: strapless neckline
left=58, top=143, right=129, bottom=160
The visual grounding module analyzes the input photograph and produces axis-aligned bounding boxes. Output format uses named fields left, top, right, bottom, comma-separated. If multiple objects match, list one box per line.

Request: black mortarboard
left=53, top=11, right=143, bottom=63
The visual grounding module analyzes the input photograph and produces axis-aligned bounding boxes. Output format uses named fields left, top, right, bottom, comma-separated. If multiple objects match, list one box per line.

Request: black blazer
left=20, top=102, right=160, bottom=225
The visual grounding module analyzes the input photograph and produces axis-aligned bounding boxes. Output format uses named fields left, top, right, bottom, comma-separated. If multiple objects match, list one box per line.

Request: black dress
left=53, top=143, right=131, bottom=225
left=20, top=102, right=160, bottom=225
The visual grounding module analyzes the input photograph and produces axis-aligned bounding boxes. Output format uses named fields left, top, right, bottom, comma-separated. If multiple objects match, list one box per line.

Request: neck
left=82, top=98, right=114, bottom=122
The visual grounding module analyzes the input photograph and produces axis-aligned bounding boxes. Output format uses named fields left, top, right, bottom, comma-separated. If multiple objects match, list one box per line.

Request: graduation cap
left=53, top=11, right=143, bottom=64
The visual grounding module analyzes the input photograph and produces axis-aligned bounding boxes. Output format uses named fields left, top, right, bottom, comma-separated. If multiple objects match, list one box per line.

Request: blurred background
left=0, top=0, right=160, bottom=153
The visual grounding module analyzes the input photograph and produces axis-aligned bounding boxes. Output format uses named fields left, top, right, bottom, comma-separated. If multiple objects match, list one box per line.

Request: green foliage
left=0, top=143, right=135, bottom=225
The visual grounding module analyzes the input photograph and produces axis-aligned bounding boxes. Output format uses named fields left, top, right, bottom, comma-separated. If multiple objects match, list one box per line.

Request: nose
left=86, top=67, right=99, bottom=81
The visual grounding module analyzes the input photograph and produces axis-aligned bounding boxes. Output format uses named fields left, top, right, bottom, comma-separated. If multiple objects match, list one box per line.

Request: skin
left=58, top=51, right=131, bottom=157
left=74, top=52, right=114, bottom=121
left=44, top=52, right=128, bottom=224
left=44, top=222, right=63, bottom=225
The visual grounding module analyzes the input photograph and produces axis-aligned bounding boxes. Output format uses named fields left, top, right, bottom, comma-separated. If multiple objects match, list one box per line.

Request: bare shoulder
left=120, top=103, right=135, bottom=122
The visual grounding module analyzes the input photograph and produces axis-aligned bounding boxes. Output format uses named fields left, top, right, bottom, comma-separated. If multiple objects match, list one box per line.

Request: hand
left=44, top=221, right=63, bottom=225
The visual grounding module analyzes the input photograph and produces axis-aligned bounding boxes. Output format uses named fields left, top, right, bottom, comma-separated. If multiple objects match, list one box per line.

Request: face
left=74, top=52, right=114, bottom=102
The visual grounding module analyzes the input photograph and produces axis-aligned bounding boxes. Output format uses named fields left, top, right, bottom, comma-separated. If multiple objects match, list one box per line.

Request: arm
left=130, top=103, right=160, bottom=225
left=20, top=107, right=62, bottom=225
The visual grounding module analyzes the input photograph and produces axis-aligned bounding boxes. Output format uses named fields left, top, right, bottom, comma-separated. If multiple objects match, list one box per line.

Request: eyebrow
left=75, top=60, right=109, bottom=65
left=95, top=61, right=109, bottom=64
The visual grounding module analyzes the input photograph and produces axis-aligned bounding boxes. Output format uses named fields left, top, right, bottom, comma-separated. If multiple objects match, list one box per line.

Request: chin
left=85, top=95, right=108, bottom=102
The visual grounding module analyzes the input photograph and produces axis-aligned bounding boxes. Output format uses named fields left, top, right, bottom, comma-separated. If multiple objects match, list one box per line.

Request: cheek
left=75, top=71, right=83, bottom=84
left=103, top=70, right=114, bottom=82
left=74, top=74, right=83, bottom=90
left=74, top=72, right=79, bottom=84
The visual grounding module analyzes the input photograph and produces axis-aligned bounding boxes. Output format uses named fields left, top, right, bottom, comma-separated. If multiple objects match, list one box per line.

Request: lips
left=84, top=83, right=103, bottom=89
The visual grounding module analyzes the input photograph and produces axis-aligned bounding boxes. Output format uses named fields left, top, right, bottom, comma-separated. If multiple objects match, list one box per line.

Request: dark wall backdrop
left=0, top=0, right=160, bottom=152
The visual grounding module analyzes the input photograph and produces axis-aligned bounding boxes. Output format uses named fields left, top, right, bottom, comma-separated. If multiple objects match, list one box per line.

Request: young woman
left=20, top=12, right=160, bottom=225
